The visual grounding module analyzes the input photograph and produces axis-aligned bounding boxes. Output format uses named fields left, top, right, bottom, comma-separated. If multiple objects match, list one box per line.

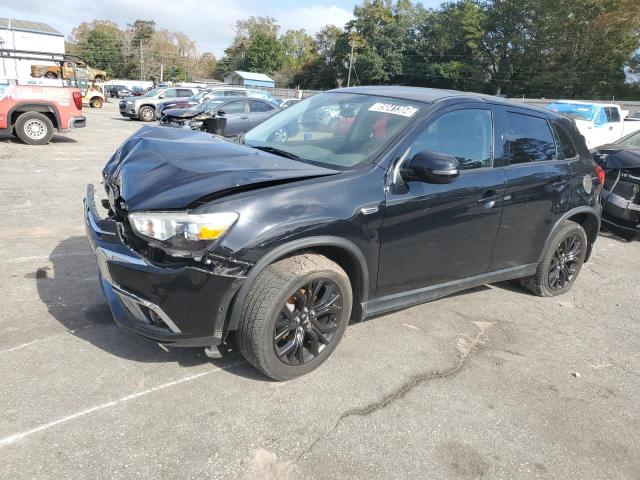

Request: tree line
left=67, top=0, right=640, bottom=99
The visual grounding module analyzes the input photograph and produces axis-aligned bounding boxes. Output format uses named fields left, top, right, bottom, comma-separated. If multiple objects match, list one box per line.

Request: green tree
left=243, top=31, right=285, bottom=73
left=68, top=21, right=127, bottom=77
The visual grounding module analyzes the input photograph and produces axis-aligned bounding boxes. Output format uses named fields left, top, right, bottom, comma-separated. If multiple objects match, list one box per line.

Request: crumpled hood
left=102, top=125, right=339, bottom=211
left=162, top=107, right=198, bottom=118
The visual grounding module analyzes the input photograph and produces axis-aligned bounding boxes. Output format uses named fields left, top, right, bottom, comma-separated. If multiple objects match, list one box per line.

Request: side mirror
left=216, top=110, right=227, bottom=116
left=404, top=150, right=459, bottom=184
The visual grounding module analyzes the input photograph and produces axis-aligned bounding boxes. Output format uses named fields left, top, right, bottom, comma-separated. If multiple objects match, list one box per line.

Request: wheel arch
left=138, top=103, right=155, bottom=112
left=538, top=207, right=600, bottom=264
left=225, top=236, right=369, bottom=334
left=9, top=102, right=61, bottom=131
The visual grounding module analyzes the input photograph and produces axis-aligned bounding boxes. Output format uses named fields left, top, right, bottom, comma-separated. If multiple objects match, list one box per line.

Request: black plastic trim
left=362, top=263, right=537, bottom=319
left=225, top=236, right=369, bottom=332
left=537, top=206, right=601, bottom=264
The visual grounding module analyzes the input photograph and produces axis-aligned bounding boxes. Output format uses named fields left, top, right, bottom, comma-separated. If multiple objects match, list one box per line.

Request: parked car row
left=154, top=87, right=278, bottom=119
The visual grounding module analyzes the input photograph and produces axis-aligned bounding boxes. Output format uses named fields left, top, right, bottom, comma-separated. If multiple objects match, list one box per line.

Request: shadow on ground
left=0, top=133, right=77, bottom=144
left=36, top=236, right=263, bottom=378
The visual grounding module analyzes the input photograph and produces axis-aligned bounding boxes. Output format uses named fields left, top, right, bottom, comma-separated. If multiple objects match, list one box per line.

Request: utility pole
left=139, top=39, right=144, bottom=81
left=347, top=38, right=355, bottom=87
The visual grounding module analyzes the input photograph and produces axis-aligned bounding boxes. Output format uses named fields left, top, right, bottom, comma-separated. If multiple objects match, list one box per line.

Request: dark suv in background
left=85, top=86, right=602, bottom=380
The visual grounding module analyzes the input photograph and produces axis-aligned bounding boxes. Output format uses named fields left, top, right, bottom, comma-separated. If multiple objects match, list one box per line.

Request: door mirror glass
left=404, top=150, right=459, bottom=184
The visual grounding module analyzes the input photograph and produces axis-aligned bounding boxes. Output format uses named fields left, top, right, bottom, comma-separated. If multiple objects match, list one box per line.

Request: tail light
left=73, top=91, right=82, bottom=110
left=595, top=165, right=605, bottom=186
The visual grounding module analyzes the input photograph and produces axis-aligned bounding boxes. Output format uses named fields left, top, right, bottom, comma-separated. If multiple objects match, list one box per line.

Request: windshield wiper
left=252, top=146, right=300, bottom=160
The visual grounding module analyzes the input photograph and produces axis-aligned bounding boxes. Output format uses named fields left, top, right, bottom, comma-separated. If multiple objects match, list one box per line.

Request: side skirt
left=361, top=264, right=537, bottom=319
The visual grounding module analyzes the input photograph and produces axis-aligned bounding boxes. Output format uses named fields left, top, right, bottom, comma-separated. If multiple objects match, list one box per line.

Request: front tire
left=14, top=112, right=54, bottom=145
left=139, top=106, right=155, bottom=122
left=520, top=220, right=587, bottom=297
left=236, top=254, right=353, bottom=381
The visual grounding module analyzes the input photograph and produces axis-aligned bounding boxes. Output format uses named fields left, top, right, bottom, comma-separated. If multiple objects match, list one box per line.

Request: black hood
left=592, top=144, right=640, bottom=170
left=102, top=126, right=339, bottom=211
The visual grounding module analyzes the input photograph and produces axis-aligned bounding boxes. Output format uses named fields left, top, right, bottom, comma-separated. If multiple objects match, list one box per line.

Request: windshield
left=243, top=93, right=422, bottom=169
left=546, top=102, right=597, bottom=122
left=145, top=88, right=162, bottom=97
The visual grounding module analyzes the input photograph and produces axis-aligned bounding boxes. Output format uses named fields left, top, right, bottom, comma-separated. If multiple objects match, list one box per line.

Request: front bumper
left=119, top=109, right=138, bottom=119
left=84, top=184, right=245, bottom=347
left=69, top=116, right=86, bottom=129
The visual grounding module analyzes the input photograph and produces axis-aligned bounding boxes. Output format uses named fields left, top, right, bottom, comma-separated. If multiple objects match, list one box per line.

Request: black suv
left=85, top=87, right=602, bottom=380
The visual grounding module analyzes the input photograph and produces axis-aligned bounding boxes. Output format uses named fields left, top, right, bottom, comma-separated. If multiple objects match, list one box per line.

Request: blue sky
left=2, top=0, right=443, bottom=54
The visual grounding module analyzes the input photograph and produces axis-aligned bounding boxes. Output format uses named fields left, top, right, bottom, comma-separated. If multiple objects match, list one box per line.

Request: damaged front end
left=86, top=125, right=339, bottom=347
left=159, top=103, right=224, bottom=133
left=593, top=146, right=640, bottom=240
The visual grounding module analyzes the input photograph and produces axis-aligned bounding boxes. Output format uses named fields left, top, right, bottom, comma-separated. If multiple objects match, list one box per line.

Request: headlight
left=128, top=211, right=238, bottom=256
left=126, top=100, right=133, bottom=105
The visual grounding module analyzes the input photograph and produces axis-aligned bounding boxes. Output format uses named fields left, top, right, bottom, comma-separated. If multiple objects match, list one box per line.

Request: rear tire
left=14, top=112, right=54, bottom=145
left=520, top=220, right=587, bottom=297
left=90, top=97, right=103, bottom=108
left=139, top=106, right=155, bottom=122
left=236, top=253, right=352, bottom=381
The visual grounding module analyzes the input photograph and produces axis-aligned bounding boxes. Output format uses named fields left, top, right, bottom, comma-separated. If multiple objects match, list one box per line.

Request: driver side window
left=409, top=109, right=494, bottom=170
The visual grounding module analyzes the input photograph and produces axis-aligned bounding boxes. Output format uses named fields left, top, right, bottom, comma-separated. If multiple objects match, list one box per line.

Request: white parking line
left=6, top=252, right=92, bottom=263
left=0, top=325, right=105, bottom=356
left=0, top=361, right=245, bottom=448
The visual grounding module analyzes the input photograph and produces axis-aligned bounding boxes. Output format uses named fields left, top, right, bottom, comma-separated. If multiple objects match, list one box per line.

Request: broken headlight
left=128, top=211, right=238, bottom=257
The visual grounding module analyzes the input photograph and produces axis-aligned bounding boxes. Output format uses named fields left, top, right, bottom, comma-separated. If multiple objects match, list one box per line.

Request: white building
left=0, top=18, right=65, bottom=81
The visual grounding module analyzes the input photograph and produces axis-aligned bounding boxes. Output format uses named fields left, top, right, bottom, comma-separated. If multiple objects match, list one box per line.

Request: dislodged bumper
left=84, top=184, right=245, bottom=347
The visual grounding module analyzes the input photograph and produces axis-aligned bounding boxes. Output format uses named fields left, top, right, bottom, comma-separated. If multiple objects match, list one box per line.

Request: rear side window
left=505, top=112, right=557, bottom=164
left=177, top=89, right=193, bottom=97
left=553, top=123, right=578, bottom=159
left=221, top=100, right=246, bottom=114
left=249, top=100, right=273, bottom=112
left=605, top=107, right=620, bottom=122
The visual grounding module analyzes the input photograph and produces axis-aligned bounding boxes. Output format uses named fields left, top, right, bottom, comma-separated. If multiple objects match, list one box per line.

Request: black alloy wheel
left=236, top=253, right=352, bottom=380
left=548, top=234, right=582, bottom=291
left=520, top=220, right=588, bottom=297
left=273, top=279, right=342, bottom=366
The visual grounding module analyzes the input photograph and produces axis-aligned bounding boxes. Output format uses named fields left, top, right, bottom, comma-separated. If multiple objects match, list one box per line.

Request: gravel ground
left=1, top=101, right=639, bottom=479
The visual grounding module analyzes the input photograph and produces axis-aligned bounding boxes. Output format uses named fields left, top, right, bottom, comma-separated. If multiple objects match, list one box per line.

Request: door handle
left=241, top=116, right=248, bottom=119
left=478, top=190, right=499, bottom=209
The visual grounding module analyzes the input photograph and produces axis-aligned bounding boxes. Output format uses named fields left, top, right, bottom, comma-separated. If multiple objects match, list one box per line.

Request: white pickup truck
left=546, top=100, right=640, bottom=149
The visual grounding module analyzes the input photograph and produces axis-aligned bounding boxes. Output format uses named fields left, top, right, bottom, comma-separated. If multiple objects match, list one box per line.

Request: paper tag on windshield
left=368, top=103, right=418, bottom=117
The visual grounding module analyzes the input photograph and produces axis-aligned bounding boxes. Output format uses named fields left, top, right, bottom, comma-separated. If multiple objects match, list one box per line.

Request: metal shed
left=224, top=71, right=275, bottom=88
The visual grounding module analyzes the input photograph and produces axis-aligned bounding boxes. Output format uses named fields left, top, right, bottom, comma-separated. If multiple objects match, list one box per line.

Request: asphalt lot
left=1, top=101, right=639, bottom=479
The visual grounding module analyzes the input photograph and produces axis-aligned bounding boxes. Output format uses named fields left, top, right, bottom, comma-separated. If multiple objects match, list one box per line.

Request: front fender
left=225, top=236, right=370, bottom=333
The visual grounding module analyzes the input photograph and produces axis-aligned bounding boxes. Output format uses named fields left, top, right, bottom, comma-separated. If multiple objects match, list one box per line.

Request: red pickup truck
left=0, top=81, right=86, bottom=145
